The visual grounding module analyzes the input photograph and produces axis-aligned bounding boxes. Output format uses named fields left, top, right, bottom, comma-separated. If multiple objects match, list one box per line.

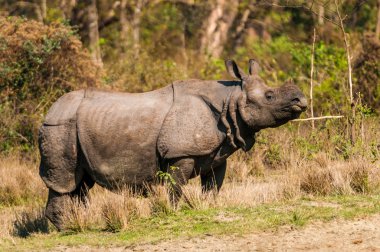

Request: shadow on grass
left=13, top=208, right=50, bottom=237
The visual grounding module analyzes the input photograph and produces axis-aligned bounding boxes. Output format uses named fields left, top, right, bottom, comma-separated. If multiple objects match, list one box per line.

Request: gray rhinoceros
left=39, top=59, right=307, bottom=229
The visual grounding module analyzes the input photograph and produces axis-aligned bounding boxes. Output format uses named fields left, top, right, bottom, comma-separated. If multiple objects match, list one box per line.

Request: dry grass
left=49, top=155, right=379, bottom=233
left=0, top=156, right=46, bottom=205
left=0, top=120, right=379, bottom=238
left=0, top=157, right=48, bottom=238
left=0, top=154, right=378, bottom=237
left=299, top=157, right=375, bottom=195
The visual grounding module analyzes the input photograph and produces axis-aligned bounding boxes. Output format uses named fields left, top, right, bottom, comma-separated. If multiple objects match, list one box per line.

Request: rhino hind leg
left=39, top=121, right=85, bottom=193
left=45, top=172, right=94, bottom=231
left=40, top=121, right=95, bottom=230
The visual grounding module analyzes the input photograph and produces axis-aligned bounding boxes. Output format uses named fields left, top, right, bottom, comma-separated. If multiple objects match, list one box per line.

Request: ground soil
left=54, top=214, right=380, bottom=251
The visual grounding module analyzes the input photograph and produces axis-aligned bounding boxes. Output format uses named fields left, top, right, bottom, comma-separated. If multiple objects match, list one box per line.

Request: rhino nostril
left=292, top=98, right=300, bottom=103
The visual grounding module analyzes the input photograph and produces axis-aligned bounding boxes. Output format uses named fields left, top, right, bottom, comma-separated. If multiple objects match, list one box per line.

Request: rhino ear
left=284, top=78, right=294, bottom=85
left=248, top=59, right=260, bottom=76
left=225, top=59, right=246, bottom=80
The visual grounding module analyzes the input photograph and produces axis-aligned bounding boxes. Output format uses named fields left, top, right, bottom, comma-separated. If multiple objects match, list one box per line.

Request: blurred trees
left=1, top=1, right=378, bottom=63
left=87, top=0, right=102, bottom=66
left=0, top=0, right=379, bottom=154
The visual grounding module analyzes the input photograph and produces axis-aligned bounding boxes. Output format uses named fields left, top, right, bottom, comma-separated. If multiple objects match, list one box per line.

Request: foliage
left=0, top=1, right=378, bottom=155
left=156, top=166, right=178, bottom=187
left=354, top=35, right=380, bottom=110
left=236, top=35, right=348, bottom=114
left=105, top=50, right=187, bottom=92
left=0, top=17, right=100, bottom=154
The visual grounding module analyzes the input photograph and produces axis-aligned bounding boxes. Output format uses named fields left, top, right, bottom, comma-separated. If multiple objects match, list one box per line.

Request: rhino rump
left=39, top=121, right=84, bottom=194
left=39, top=90, right=86, bottom=193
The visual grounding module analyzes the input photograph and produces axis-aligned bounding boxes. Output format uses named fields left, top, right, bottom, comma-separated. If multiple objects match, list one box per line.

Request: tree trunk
left=120, top=0, right=129, bottom=47
left=40, top=0, right=46, bottom=22
left=200, top=0, right=238, bottom=58
left=318, top=4, right=324, bottom=25
left=180, top=26, right=188, bottom=70
left=231, top=8, right=250, bottom=51
left=60, top=0, right=77, bottom=20
left=120, top=0, right=129, bottom=42
left=132, top=0, right=144, bottom=57
left=88, top=0, right=103, bottom=67
left=376, top=0, right=380, bottom=41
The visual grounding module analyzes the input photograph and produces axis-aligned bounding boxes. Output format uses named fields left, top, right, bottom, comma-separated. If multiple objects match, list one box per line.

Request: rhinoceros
left=38, top=59, right=307, bottom=229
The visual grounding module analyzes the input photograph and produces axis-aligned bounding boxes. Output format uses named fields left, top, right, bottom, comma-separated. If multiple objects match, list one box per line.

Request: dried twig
left=310, top=28, right=316, bottom=130
left=292, top=115, right=344, bottom=122
left=15, top=132, right=31, bottom=144
left=335, top=0, right=353, bottom=105
left=335, top=0, right=355, bottom=143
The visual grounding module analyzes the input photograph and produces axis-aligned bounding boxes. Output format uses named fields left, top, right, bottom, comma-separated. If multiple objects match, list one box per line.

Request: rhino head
left=225, top=59, right=307, bottom=131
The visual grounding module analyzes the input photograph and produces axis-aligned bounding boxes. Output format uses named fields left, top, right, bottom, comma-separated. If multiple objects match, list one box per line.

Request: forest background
left=0, top=0, right=379, bottom=156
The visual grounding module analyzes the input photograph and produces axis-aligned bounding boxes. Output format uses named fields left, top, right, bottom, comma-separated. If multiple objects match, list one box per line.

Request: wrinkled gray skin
left=39, top=60, right=307, bottom=230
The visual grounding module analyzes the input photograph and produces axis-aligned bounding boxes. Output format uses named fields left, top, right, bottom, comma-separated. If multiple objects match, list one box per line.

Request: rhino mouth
left=282, top=104, right=307, bottom=113
left=291, top=104, right=307, bottom=112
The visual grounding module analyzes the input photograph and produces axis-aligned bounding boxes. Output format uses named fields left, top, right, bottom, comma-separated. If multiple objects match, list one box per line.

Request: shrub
left=0, top=17, right=100, bottom=154
left=354, top=35, right=380, bottom=110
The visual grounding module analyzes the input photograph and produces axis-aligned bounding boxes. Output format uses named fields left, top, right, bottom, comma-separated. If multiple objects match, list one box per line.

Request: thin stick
left=292, top=115, right=344, bottom=122
left=310, top=28, right=316, bottom=130
left=335, top=0, right=355, bottom=143
left=335, top=0, right=353, bottom=105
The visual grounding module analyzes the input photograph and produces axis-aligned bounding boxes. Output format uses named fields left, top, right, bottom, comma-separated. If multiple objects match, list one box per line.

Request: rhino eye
left=265, top=91, right=275, bottom=101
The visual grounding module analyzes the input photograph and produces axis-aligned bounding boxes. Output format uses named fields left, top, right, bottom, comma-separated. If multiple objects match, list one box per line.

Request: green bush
left=0, top=17, right=100, bottom=155
left=236, top=36, right=348, bottom=114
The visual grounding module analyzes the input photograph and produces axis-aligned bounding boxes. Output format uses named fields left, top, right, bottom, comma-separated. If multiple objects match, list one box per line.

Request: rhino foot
left=45, top=175, right=94, bottom=231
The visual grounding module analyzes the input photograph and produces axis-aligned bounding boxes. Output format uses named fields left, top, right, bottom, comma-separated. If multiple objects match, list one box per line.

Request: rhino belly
left=76, top=90, right=172, bottom=189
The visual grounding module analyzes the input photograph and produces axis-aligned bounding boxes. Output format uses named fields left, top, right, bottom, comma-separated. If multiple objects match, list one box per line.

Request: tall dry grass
left=45, top=154, right=379, bottom=234
left=0, top=157, right=46, bottom=206
left=0, top=119, right=379, bottom=237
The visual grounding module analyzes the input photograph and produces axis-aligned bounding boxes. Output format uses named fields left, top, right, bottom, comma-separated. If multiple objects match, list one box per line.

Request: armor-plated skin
left=39, top=60, right=307, bottom=230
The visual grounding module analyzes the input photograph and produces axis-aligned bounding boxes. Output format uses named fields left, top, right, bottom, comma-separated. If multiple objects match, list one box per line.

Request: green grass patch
left=2, top=194, right=380, bottom=251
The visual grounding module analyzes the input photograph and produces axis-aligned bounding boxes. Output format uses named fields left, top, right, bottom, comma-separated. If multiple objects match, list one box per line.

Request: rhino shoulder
left=157, top=89, right=224, bottom=159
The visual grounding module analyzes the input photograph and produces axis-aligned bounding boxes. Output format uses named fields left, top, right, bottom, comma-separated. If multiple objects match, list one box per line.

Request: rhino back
left=77, top=85, right=173, bottom=189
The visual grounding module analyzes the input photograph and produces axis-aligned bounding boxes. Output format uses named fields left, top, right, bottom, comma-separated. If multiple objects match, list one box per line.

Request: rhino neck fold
left=171, top=80, right=255, bottom=152
left=218, top=87, right=256, bottom=151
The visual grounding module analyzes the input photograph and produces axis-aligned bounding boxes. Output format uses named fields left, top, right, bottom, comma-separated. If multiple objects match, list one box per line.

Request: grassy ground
left=0, top=121, right=379, bottom=251
left=2, top=194, right=380, bottom=251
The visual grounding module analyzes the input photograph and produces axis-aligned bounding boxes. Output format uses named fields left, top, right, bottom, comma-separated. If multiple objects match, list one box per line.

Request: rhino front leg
left=45, top=176, right=94, bottom=231
left=165, top=158, right=195, bottom=203
left=45, top=189, right=70, bottom=231
left=201, top=161, right=227, bottom=193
